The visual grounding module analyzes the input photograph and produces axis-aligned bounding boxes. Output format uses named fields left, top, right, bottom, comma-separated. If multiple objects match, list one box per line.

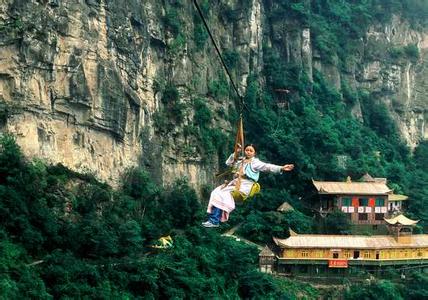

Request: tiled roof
left=312, top=180, right=392, bottom=195
left=388, top=194, right=409, bottom=202
left=277, top=202, right=294, bottom=212
left=273, top=234, right=428, bottom=249
left=384, top=214, right=418, bottom=225
left=259, top=246, right=275, bottom=256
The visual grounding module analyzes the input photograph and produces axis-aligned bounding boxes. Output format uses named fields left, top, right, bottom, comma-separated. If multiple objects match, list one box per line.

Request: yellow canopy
left=151, top=235, right=173, bottom=249
left=384, top=214, right=419, bottom=226
left=388, top=194, right=409, bottom=201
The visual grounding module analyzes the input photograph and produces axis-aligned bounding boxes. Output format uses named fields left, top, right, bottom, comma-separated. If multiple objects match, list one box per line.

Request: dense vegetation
left=0, top=135, right=322, bottom=298
left=1, top=135, right=426, bottom=298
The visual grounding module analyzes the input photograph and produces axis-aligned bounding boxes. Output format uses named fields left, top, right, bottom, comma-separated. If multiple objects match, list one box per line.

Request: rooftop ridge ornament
left=289, top=229, right=298, bottom=236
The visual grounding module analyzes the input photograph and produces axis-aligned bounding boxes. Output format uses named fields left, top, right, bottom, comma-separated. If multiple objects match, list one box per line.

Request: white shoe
left=203, top=221, right=219, bottom=228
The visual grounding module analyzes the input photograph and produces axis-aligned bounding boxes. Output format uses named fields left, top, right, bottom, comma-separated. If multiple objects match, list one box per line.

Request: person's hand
left=236, top=143, right=242, bottom=152
left=282, top=164, right=294, bottom=171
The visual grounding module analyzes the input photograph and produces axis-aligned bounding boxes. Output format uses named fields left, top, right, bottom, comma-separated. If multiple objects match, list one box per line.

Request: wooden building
left=259, top=246, right=276, bottom=274
left=311, top=175, right=409, bottom=225
left=259, top=215, right=428, bottom=277
left=388, top=194, right=408, bottom=213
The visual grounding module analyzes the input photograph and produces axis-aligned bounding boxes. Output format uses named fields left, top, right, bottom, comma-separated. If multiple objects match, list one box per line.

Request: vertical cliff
left=0, top=0, right=426, bottom=188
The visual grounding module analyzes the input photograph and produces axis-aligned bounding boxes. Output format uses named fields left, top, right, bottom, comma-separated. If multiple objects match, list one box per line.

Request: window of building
left=344, top=251, right=351, bottom=258
left=376, top=251, right=380, bottom=260
left=353, top=251, right=360, bottom=259
left=359, top=198, right=368, bottom=206
left=342, top=197, right=351, bottom=207
left=375, top=213, right=384, bottom=220
left=333, top=252, right=339, bottom=259
left=364, top=251, right=370, bottom=259
left=301, top=251, right=309, bottom=258
left=359, top=213, right=368, bottom=220
left=375, top=198, right=385, bottom=206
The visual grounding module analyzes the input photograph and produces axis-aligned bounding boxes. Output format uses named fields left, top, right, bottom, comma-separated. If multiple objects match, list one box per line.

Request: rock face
left=0, top=1, right=426, bottom=188
left=356, top=16, right=428, bottom=148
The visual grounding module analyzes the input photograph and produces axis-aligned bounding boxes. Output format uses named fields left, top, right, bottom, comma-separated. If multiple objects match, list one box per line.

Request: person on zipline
left=202, top=144, right=294, bottom=228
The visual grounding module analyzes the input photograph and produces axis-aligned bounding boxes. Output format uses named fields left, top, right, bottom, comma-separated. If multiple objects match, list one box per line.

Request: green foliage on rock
left=208, top=75, right=229, bottom=100
left=403, top=44, right=420, bottom=61
left=389, top=44, right=420, bottom=61
left=223, top=49, right=240, bottom=70
left=163, top=6, right=182, bottom=36
left=193, top=98, right=212, bottom=127
left=193, top=23, right=208, bottom=49
left=154, top=84, right=186, bottom=134
left=265, top=1, right=426, bottom=63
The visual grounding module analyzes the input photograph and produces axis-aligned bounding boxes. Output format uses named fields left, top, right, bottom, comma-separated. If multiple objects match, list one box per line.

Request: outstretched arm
left=252, top=159, right=294, bottom=173
left=282, top=164, right=294, bottom=172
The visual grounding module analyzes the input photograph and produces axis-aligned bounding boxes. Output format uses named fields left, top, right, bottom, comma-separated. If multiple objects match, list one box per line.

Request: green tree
left=403, top=271, right=428, bottom=299
left=414, top=140, right=428, bottom=171
left=325, top=209, right=351, bottom=234
left=345, top=279, right=403, bottom=300
left=164, top=179, right=202, bottom=229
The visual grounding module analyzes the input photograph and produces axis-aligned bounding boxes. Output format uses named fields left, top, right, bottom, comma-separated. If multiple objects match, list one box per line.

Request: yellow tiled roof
left=312, top=180, right=392, bottom=195
left=388, top=194, right=409, bottom=201
left=273, top=234, right=428, bottom=249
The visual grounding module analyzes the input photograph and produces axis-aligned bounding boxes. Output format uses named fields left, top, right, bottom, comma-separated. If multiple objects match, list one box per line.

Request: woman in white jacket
left=202, top=144, right=294, bottom=228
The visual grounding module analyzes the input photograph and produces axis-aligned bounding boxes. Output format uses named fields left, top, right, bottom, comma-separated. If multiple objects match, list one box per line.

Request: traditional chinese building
left=311, top=175, right=409, bottom=225
left=259, top=215, right=428, bottom=277
left=259, top=246, right=276, bottom=274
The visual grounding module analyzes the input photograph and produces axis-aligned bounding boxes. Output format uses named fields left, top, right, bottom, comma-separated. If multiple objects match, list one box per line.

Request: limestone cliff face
left=341, top=16, right=427, bottom=148
left=0, top=0, right=426, bottom=188
left=265, top=9, right=427, bottom=149
left=0, top=0, right=239, bottom=188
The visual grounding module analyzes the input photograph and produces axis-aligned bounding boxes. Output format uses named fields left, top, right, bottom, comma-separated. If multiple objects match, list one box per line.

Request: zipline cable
left=192, top=0, right=246, bottom=114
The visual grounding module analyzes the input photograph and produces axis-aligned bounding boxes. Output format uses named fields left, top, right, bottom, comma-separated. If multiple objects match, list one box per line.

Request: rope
left=192, top=0, right=245, bottom=114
